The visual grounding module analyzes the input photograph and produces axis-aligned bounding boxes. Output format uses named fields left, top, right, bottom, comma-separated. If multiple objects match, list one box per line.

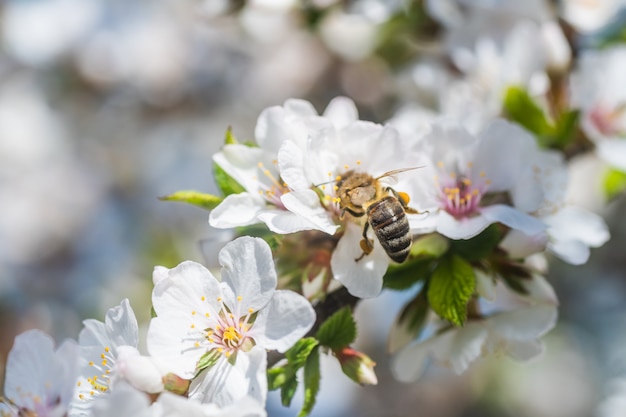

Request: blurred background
left=1, top=0, right=626, bottom=416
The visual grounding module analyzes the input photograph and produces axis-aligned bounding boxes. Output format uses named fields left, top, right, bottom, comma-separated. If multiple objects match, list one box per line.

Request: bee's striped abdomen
left=367, top=196, right=412, bottom=263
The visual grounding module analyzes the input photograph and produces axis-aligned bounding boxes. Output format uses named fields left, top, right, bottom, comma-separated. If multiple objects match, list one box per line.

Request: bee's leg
left=386, top=187, right=424, bottom=215
left=355, top=222, right=374, bottom=262
left=341, top=206, right=365, bottom=220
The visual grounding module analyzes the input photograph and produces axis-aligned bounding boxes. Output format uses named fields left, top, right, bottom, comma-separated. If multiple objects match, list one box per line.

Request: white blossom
left=146, top=236, right=315, bottom=407
left=1, top=329, right=78, bottom=417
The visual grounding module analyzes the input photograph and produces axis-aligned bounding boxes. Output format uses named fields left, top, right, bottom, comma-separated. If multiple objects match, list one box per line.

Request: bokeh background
left=1, top=1, right=626, bottom=416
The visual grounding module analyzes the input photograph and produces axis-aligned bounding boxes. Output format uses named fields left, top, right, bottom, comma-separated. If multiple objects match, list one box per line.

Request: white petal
left=500, top=229, right=548, bottom=259
left=390, top=339, right=433, bottom=382
left=504, top=339, right=544, bottom=362
left=256, top=209, right=323, bottom=234
left=218, top=237, right=277, bottom=313
left=475, top=269, right=497, bottom=302
left=322, top=96, right=358, bottom=129
left=153, top=266, right=169, bottom=286
left=105, top=299, right=139, bottom=349
left=330, top=222, right=389, bottom=298
left=544, top=205, right=610, bottom=248
left=209, top=193, right=265, bottom=229
left=437, top=210, right=492, bottom=240
left=435, top=323, right=489, bottom=374
left=213, top=145, right=271, bottom=195
left=598, top=139, right=626, bottom=171
left=251, top=290, right=316, bottom=352
left=547, top=239, right=590, bottom=265
left=520, top=275, right=559, bottom=305
left=188, top=347, right=267, bottom=407
left=489, top=305, right=558, bottom=341
left=280, top=190, right=339, bottom=235
left=90, top=383, right=152, bottom=417
left=480, top=204, right=546, bottom=235
left=115, top=346, right=164, bottom=394
left=277, top=140, right=309, bottom=191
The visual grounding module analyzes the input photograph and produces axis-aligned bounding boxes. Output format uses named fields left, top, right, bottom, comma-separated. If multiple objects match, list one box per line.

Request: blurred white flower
left=391, top=276, right=558, bottom=382
left=404, top=119, right=546, bottom=240
left=147, top=237, right=315, bottom=406
left=70, top=299, right=166, bottom=416
left=89, top=382, right=154, bottom=417
left=155, top=392, right=267, bottom=417
left=560, top=0, right=626, bottom=33
left=2, top=0, right=101, bottom=66
left=1, top=329, right=78, bottom=417
left=570, top=45, right=626, bottom=171
left=318, top=9, right=378, bottom=61
left=501, top=128, right=610, bottom=265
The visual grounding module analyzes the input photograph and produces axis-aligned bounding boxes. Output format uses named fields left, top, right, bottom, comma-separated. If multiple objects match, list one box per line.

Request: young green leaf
left=449, top=224, right=501, bottom=261
left=427, top=255, right=476, bottom=326
left=316, top=306, right=357, bottom=350
left=280, top=374, right=299, bottom=407
left=224, top=126, right=238, bottom=145
left=298, top=346, right=321, bottom=417
left=158, top=190, right=223, bottom=210
left=285, top=337, right=320, bottom=369
left=213, top=163, right=246, bottom=196
left=268, top=366, right=290, bottom=391
left=504, top=86, right=552, bottom=139
left=604, top=167, right=626, bottom=199
left=383, top=257, right=435, bottom=290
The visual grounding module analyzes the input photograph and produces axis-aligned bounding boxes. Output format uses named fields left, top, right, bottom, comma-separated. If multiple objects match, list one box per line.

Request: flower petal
left=277, top=140, right=310, bottom=191
left=322, top=96, right=358, bottom=129
left=489, top=305, right=558, bottom=341
left=218, top=237, right=277, bottom=313
left=390, top=339, right=434, bottom=382
left=188, top=346, right=267, bottom=407
left=436, top=210, right=492, bottom=240
left=330, top=222, right=389, bottom=298
left=280, top=190, right=339, bottom=235
left=251, top=290, right=316, bottom=352
left=209, top=193, right=264, bottom=229
left=480, top=204, right=546, bottom=236
left=115, top=346, right=164, bottom=394
left=598, top=139, right=626, bottom=172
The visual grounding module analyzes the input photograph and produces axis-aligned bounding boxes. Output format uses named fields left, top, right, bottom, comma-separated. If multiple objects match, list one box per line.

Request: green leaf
left=387, top=290, right=429, bottom=353
left=449, top=224, right=501, bottom=261
left=224, top=126, right=238, bottom=145
left=316, top=306, right=357, bottom=350
left=213, top=162, right=246, bottom=196
left=268, top=367, right=290, bottom=391
left=504, top=86, right=552, bottom=139
left=285, top=337, right=320, bottom=369
left=298, top=347, right=321, bottom=417
left=280, top=374, right=299, bottom=407
left=383, top=257, right=435, bottom=290
left=427, top=255, right=476, bottom=326
left=551, top=110, right=580, bottom=148
left=604, top=167, right=626, bottom=199
left=158, top=190, right=223, bottom=210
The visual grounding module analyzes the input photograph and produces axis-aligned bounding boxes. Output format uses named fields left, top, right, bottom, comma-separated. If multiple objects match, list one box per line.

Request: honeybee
left=335, top=168, right=422, bottom=263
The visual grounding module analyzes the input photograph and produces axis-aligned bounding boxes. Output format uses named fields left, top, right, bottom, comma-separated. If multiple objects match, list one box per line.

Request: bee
left=335, top=168, right=422, bottom=263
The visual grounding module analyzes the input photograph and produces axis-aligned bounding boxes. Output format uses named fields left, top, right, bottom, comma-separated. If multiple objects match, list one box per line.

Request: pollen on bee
left=398, top=191, right=411, bottom=205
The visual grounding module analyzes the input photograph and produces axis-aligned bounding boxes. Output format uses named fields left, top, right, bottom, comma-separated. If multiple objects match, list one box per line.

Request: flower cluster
left=2, top=0, right=625, bottom=415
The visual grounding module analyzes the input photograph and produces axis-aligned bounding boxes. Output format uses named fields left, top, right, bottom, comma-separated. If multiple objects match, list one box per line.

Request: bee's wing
left=376, top=167, right=423, bottom=184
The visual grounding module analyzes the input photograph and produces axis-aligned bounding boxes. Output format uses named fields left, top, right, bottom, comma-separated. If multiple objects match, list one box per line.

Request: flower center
left=76, top=346, right=114, bottom=402
left=589, top=103, right=626, bottom=136
left=256, top=161, right=289, bottom=209
left=435, top=163, right=490, bottom=218
left=190, top=295, right=256, bottom=359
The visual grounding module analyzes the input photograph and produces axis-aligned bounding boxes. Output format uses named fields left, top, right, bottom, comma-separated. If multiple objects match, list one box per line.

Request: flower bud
left=335, top=347, right=378, bottom=386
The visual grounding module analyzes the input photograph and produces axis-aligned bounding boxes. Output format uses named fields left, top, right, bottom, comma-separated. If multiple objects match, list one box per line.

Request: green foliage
left=213, top=162, right=246, bottom=196
left=383, top=257, right=435, bottom=290
left=268, top=338, right=321, bottom=412
left=299, top=347, right=321, bottom=417
left=427, top=255, right=476, bottom=326
left=604, top=167, right=626, bottom=199
left=503, top=86, right=580, bottom=149
left=449, top=224, right=502, bottom=261
left=158, top=190, right=223, bottom=210
left=224, top=126, right=238, bottom=145
left=316, top=306, right=357, bottom=350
